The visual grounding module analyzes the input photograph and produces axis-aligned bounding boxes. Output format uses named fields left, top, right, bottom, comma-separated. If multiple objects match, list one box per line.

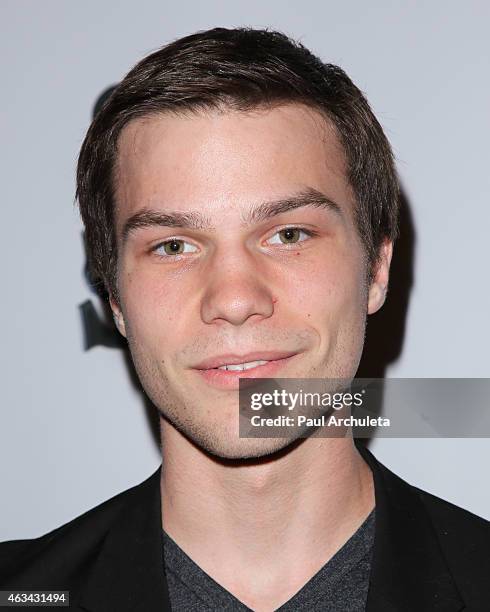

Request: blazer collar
left=358, top=443, right=464, bottom=611
left=77, top=467, right=170, bottom=612
left=77, top=446, right=465, bottom=612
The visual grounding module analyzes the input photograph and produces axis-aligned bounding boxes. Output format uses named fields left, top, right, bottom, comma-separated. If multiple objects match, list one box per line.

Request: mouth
left=192, top=351, right=299, bottom=390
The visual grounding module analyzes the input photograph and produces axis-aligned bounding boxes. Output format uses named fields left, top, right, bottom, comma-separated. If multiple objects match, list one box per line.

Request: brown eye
left=267, top=227, right=313, bottom=247
left=153, top=239, right=198, bottom=257
left=163, top=239, right=185, bottom=255
left=278, top=228, right=301, bottom=244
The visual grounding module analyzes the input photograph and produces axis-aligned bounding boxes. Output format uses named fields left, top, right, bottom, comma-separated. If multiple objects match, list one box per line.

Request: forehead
left=114, top=103, right=354, bottom=230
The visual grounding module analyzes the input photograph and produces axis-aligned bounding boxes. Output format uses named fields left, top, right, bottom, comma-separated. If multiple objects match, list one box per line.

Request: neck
left=160, top=423, right=374, bottom=610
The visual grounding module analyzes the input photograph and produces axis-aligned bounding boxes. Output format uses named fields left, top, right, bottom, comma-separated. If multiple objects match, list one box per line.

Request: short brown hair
left=76, top=27, right=399, bottom=304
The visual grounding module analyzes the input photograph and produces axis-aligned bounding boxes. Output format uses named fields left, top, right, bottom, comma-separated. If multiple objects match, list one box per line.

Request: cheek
left=120, top=268, right=190, bottom=346
left=284, top=249, right=366, bottom=323
left=296, top=254, right=367, bottom=376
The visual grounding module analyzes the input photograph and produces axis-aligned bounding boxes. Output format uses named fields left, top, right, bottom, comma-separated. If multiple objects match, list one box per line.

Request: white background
left=1, top=0, right=489, bottom=541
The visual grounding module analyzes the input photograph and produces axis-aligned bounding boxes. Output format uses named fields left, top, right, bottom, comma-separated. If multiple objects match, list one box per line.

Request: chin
left=176, top=417, right=301, bottom=461
left=210, top=437, right=298, bottom=461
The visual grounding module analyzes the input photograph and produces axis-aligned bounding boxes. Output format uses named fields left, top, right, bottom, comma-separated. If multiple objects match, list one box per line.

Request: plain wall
left=1, top=0, right=489, bottom=541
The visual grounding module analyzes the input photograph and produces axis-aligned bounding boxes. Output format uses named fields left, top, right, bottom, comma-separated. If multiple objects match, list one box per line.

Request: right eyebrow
left=121, top=210, right=214, bottom=245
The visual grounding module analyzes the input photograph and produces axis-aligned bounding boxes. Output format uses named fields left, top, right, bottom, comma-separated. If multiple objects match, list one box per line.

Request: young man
left=1, top=27, right=488, bottom=611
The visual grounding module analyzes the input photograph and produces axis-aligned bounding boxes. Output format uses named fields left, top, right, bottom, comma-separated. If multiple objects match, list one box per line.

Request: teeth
left=218, top=360, right=269, bottom=371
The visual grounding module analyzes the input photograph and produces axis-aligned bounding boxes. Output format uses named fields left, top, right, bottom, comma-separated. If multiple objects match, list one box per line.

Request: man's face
left=111, top=103, right=390, bottom=458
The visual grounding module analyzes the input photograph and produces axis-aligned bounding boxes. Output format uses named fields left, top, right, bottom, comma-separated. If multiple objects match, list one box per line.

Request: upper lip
left=193, top=351, right=299, bottom=370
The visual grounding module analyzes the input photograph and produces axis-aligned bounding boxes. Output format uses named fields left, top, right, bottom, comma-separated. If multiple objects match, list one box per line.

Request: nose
left=200, top=251, right=275, bottom=327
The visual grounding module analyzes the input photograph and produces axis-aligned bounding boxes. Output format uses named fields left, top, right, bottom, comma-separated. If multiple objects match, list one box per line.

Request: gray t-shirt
left=162, top=508, right=375, bottom=611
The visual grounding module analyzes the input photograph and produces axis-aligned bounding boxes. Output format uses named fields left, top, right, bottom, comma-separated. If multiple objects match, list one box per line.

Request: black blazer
left=1, top=445, right=489, bottom=611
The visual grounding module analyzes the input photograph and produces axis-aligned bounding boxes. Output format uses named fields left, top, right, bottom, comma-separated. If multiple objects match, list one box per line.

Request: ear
left=109, top=293, right=127, bottom=338
left=367, top=239, right=394, bottom=315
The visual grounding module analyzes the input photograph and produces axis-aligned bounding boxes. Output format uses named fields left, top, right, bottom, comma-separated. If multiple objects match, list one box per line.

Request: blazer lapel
left=77, top=466, right=171, bottom=612
left=357, top=444, right=465, bottom=612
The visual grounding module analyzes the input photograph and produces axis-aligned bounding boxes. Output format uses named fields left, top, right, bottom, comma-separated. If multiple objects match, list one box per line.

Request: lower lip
left=193, top=356, right=297, bottom=390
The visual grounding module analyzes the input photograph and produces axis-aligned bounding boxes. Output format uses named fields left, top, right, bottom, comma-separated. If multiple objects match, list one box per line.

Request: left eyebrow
left=120, top=187, right=343, bottom=245
left=242, top=187, right=342, bottom=226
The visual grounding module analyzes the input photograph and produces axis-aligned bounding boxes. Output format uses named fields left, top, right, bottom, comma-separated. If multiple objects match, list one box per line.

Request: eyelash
left=150, top=226, right=319, bottom=260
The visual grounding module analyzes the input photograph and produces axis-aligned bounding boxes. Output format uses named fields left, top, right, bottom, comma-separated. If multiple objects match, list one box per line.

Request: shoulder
left=415, top=484, right=489, bottom=565
left=414, top=484, right=490, bottom=607
left=0, top=470, right=159, bottom=589
left=377, top=450, right=490, bottom=558
left=360, top=442, right=489, bottom=541
left=393, top=465, right=489, bottom=605
left=416, top=484, right=489, bottom=537
left=358, top=442, right=490, bottom=606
